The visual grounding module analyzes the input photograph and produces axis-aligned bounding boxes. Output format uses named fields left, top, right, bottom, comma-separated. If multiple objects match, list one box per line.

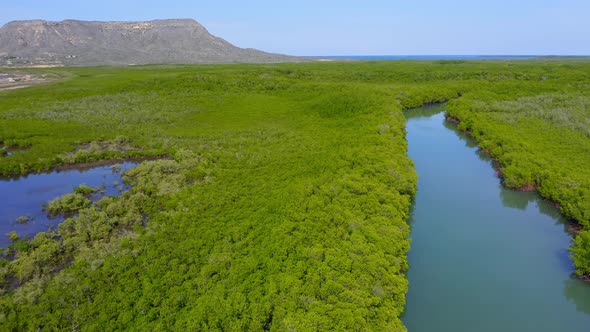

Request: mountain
left=0, top=19, right=303, bottom=66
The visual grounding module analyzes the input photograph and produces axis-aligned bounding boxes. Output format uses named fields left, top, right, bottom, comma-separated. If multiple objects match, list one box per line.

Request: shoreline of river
left=403, top=106, right=590, bottom=331
left=444, top=112, right=590, bottom=282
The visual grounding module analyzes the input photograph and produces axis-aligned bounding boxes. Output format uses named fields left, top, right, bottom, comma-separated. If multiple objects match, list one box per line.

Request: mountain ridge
left=0, top=19, right=304, bottom=66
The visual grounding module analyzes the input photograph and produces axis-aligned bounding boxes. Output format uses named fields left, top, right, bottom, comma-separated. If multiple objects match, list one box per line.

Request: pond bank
left=0, top=161, right=138, bottom=247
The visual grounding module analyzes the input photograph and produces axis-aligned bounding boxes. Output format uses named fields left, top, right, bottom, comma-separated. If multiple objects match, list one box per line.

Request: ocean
left=311, top=55, right=540, bottom=61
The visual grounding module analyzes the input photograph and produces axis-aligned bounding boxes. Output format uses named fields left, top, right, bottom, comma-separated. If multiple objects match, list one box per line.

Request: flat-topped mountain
left=0, top=19, right=302, bottom=66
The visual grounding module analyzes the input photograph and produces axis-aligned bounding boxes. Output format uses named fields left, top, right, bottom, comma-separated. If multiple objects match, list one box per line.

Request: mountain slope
left=0, top=19, right=302, bottom=66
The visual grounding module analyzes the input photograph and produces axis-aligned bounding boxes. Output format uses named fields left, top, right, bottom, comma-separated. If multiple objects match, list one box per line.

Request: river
left=402, top=104, right=590, bottom=331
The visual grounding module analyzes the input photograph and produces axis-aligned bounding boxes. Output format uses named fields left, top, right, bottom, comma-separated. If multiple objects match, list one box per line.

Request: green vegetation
left=73, top=184, right=98, bottom=195
left=7, top=232, right=19, bottom=242
left=571, top=231, right=590, bottom=278
left=445, top=67, right=590, bottom=277
left=45, top=193, right=91, bottom=216
left=0, top=60, right=589, bottom=330
left=0, top=62, right=426, bottom=331
left=15, top=215, right=33, bottom=225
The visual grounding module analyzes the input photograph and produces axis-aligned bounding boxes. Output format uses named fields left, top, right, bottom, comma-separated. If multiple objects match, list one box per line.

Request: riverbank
left=403, top=106, right=590, bottom=331
left=447, top=105, right=590, bottom=282
left=446, top=89, right=590, bottom=279
left=1, top=60, right=589, bottom=330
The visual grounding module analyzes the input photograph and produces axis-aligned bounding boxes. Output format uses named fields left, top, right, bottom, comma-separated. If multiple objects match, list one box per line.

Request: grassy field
left=0, top=60, right=589, bottom=330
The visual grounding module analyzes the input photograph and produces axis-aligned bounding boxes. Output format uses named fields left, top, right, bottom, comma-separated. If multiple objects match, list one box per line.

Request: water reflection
left=402, top=104, right=590, bottom=332
left=0, top=162, right=137, bottom=247
left=564, top=277, right=590, bottom=314
left=441, top=110, right=569, bottom=225
left=538, top=199, right=565, bottom=220
left=499, top=186, right=531, bottom=210
left=442, top=119, right=479, bottom=149
left=403, top=103, right=445, bottom=119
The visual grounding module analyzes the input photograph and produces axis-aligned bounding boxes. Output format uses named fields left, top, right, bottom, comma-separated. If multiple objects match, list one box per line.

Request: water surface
left=313, top=55, right=539, bottom=61
left=0, top=162, right=137, bottom=247
left=402, top=104, right=590, bottom=331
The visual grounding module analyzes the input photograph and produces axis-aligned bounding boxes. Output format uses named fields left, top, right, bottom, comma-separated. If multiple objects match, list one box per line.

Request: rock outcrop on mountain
left=0, top=19, right=302, bottom=66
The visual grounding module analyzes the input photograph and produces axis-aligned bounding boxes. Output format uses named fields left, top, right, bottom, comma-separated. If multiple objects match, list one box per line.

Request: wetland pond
left=402, top=104, right=590, bottom=331
left=0, top=162, right=137, bottom=247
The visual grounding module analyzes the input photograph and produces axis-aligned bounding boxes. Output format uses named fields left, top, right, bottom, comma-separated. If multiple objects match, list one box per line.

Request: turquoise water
left=402, top=104, right=590, bottom=331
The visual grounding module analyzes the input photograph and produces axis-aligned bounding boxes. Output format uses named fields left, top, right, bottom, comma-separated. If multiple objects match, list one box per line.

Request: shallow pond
left=0, top=162, right=137, bottom=247
left=402, top=104, right=590, bottom=331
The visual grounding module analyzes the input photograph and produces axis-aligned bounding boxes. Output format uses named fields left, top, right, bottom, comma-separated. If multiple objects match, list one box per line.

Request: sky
left=1, top=0, right=589, bottom=56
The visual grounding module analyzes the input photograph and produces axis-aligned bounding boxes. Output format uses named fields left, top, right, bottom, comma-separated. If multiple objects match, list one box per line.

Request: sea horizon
left=306, top=55, right=590, bottom=61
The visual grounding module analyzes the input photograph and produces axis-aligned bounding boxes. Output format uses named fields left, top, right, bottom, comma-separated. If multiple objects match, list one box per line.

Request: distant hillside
left=0, top=19, right=304, bottom=66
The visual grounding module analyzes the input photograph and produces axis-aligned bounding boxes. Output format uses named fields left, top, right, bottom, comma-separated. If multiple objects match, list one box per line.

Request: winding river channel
left=401, top=104, right=590, bottom=331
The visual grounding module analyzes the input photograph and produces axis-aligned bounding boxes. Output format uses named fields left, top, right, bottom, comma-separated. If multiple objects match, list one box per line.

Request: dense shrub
left=1, top=60, right=589, bottom=330
left=45, top=193, right=91, bottom=216
left=446, top=75, right=590, bottom=276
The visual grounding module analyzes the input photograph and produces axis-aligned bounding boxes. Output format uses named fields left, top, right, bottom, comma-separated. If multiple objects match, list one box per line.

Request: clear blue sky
left=1, top=0, right=589, bottom=56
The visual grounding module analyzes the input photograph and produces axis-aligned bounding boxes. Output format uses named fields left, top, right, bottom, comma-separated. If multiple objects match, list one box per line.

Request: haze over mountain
left=0, top=19, right=302, bottom=66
